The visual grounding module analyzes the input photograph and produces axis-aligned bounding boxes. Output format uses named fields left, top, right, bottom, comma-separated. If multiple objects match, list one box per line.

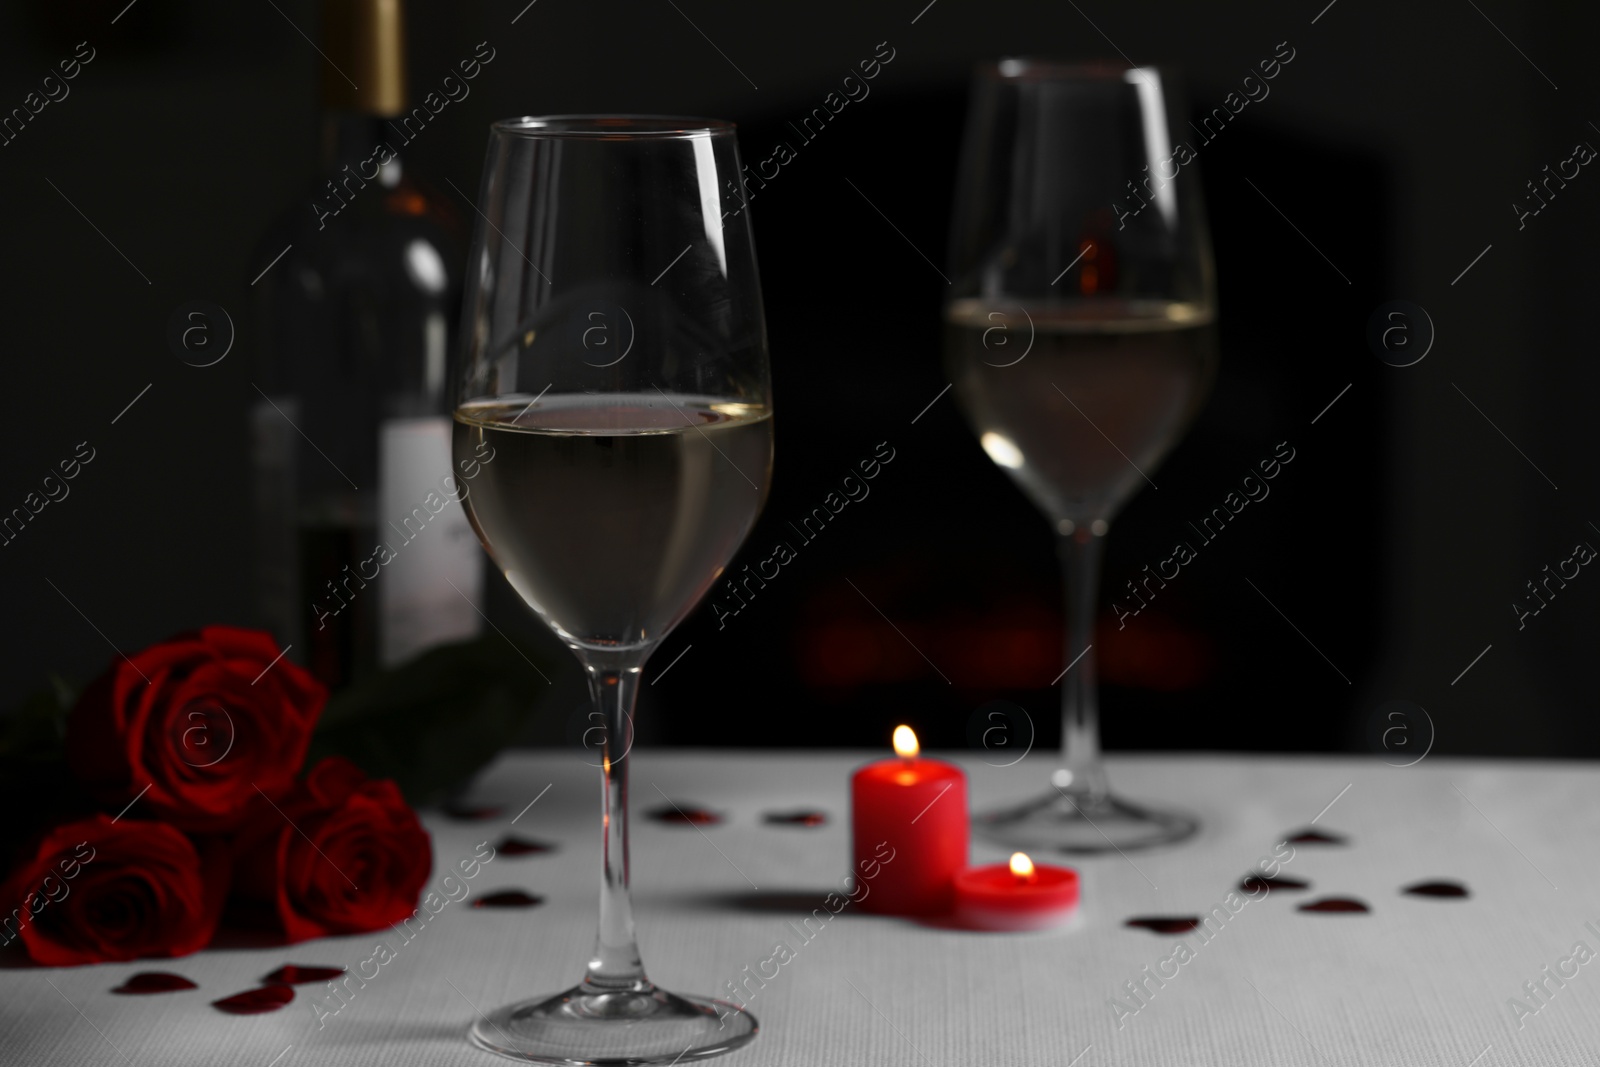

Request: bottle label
left=251, top=397, right=301, bottom=651
left=377, top=416, right=482, bottom=666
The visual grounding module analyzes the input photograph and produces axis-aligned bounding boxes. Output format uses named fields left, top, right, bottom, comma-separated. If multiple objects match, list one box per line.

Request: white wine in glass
left=945, top=64, right=1218, bottom=853
left=452, top=117, right=772, bottom=1064
left=946, top=299, right=1214, bottom=521
left=455, top=395, right=772, bottom=650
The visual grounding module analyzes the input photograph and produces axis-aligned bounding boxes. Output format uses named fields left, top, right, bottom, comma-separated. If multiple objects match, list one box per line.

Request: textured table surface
left=3, top=750, right=1595, bottom=1067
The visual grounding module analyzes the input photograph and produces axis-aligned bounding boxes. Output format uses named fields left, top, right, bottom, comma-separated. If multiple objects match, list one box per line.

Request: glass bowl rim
left=490, top=115, right=737, bottom=139
left=977, top=59, right=1171, bottom=82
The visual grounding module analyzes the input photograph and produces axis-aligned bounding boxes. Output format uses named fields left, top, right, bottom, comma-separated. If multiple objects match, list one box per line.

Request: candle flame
left=892, top=725, right=919, bottom=759
left=1010, top=852, right=1035, bottom=880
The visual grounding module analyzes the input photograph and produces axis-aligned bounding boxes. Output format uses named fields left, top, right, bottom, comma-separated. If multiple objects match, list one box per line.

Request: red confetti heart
left=1124, top=916, right=1202, bottom=935
left=442, top=802, right=503, bottom=821
left=647, top=804, right=721, bottom=826
left=1283, top=829, right=1347, bottom=845
left=212, top=983, right=295, bottom=1015
left=496, top=835, right=555, bottom=856
left=1239, top=875, right=1310, bottom=894
left=1299, top=897, right=1370, bottom=913
left=472, top=890, right=545, bottom=909
left=112, top=972, right=197, bottom=995
left=263, top=965, right=346, bottom=985
left=763, top=810, right=828, bottom=827
left=1404, top=880, right=1469, bottom=898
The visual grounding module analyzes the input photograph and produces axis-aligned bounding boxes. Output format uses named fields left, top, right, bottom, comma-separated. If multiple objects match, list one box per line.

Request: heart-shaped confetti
left=112, top=972, right=197, bottom=995
left=1239, top=875, right=1310, bottom=894
left=1298, top=897, right=1369, bottom=913
left=442, top=802, right=504, bottom=821
left=647, top=804, right=721, bottom=826
left=472, top=890, right=545, bottom=909
left=1403, top=880, right=1469, bottom=898
left=763, top=810, right=828, bottom=827
left=263, top=965, right=346, bottom=985
left=212, top=983, right=295, bottom=1015
left=1124, top=916, right=1202, bottom=935
left=1282, top=829, right=1347, bottom=845
left=495, top=835, right=556, bottom=856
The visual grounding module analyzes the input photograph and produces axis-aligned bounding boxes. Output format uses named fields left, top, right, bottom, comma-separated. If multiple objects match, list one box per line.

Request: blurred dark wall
left=1, top=0, right=1597, bottom=758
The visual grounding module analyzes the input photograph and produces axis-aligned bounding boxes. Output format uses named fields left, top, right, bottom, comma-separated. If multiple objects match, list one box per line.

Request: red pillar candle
left=953, top=852, right=1080, bottom=931
left=851, top=726, right=968, bottom=916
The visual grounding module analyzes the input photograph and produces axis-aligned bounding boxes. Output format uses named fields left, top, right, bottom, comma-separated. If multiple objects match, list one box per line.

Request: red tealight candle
left=953, top=852, right=1080, bottom=931
left=851, top=726, right=968, bottom=916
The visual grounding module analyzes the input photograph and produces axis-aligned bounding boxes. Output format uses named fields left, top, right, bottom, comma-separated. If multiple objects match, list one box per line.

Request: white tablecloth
left=3, top=750, right=1595, bottom=1067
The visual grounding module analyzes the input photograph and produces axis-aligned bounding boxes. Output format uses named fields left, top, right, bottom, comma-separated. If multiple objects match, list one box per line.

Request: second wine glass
left=452, top=116, right=771, bottom=1064
left=945, top=63, right=1217, bottom=853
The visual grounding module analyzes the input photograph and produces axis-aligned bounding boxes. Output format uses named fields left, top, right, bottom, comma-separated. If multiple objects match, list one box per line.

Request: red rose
left=66, top=626, right=326, bottom=832
left=232, top=757, right=431, bottom=943
left=0, top=815, right=225, bottom=966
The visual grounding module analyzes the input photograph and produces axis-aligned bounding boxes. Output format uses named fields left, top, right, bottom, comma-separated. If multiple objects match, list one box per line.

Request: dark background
left=2, top=0, right=1597, bottom=759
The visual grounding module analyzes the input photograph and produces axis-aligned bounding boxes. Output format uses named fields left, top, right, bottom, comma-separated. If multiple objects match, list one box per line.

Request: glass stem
left=1057, top=525, right=1109, bottom=802
left=580, top=660, right=653, bottom=995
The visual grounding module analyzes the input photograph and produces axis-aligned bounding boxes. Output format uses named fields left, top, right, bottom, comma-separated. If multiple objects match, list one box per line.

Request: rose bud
left=0, top=814, right=225, bottom=966
left=231, top=757, right=431, bottom=943
left=66, top=627, right=326, bottom=832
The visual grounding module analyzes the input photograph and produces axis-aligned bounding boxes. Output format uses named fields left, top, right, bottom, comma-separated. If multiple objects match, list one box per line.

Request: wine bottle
left=251, top=0, right=482, bottom=689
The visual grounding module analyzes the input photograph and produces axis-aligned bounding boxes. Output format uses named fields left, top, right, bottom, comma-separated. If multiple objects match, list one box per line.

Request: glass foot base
left=469, top=985, right=757, bottom=1066
left=979, top=787, right=1198, bottom=854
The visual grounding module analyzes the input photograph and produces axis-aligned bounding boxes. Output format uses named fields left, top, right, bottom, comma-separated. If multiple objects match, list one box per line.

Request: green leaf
left=0, top=679, right=80, bottom=833
left=308, top=637, right=554, bottom=807
left=0, top=676, right=76, bottom=764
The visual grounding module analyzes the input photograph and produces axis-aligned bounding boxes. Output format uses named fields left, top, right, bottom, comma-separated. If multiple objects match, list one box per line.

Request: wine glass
left=944, top=63, right=1217, bottom=852
left=452, top=116, right=772, bottom=1063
